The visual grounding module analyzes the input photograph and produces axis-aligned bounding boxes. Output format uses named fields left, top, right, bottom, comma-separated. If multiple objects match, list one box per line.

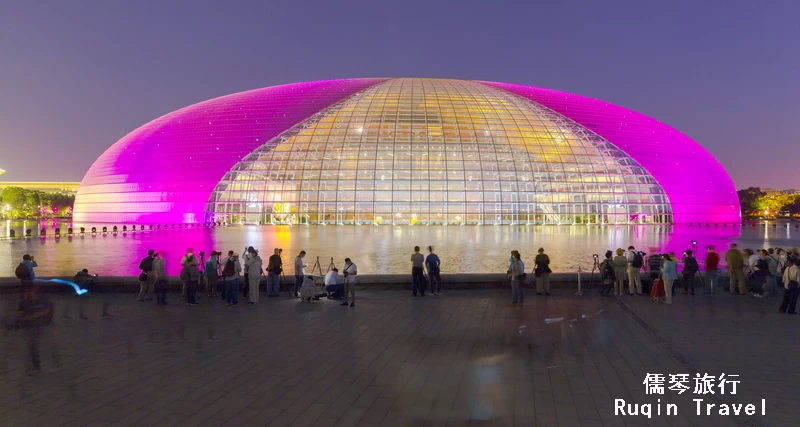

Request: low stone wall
left=0, top=272, right=731, bottom=294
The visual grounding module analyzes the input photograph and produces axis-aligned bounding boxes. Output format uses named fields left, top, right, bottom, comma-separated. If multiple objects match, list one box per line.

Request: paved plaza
left=0, top=287, right=797, bottom=427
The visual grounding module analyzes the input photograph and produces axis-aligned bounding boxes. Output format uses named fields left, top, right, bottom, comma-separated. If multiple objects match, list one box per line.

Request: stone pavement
left=0, top=287, right=795, bottom=427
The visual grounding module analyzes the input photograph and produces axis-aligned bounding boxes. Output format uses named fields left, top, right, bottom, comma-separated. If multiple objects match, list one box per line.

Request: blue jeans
left=511, top=279, right=524, bottom=304
left=224, top=278, right=240, bottom=305
left=267, top=272, right=280, bottom=296
left=294, top=275, right=303, bottom=296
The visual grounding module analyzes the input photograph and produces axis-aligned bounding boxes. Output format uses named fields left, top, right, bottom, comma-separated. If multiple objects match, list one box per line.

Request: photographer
left=598, top=251, right=615, bottom=297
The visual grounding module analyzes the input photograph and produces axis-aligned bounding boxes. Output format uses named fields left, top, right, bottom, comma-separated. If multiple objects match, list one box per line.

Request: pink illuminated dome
left=74, top=78, right=739, bottom=225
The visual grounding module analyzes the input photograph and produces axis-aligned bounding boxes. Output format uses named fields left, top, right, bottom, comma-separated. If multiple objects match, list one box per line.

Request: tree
left=754, top=192, right=797, bottom=215
left=737, top=187, right=765, bottom=216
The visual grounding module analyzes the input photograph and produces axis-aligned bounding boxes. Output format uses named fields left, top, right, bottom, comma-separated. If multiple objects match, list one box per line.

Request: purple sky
left=0, top=0, right=797, bottom=189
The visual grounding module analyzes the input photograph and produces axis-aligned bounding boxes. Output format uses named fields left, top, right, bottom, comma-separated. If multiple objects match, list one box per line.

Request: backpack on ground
left=15, top=263, right=29, bottom=280
left=222, top=259, right=236, bottom=277
left=632, top=252, right=644, bottom=269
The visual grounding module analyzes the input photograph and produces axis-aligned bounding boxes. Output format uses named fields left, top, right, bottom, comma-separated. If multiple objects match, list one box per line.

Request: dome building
left=74, top=78, right=739, bottom=225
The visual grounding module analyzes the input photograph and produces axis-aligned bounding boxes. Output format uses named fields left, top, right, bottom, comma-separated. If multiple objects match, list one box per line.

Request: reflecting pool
left=2, top=220, right=799, bottom=277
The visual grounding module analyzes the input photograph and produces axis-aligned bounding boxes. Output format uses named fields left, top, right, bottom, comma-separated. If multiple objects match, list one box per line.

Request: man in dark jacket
left=266, top=248, right=282, bottom=297
left=137, top=249, right=155, bottom=301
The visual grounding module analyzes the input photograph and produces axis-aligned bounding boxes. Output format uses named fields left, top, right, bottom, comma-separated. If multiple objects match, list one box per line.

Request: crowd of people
left=131, top=247, right=361, bottom=308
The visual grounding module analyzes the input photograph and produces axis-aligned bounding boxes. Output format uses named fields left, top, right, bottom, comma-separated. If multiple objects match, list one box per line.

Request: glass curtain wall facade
left=209, top=78, right=671, bottom=225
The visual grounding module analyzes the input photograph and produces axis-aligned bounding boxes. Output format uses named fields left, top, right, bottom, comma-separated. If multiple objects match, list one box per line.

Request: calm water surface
left=2, top=220, right=799, bottom=277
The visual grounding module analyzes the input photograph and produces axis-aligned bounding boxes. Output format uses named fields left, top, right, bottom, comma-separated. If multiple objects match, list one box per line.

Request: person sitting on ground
left=299, top=275, right=316, bottom=302
left=324, top=268, right=343, bottom=299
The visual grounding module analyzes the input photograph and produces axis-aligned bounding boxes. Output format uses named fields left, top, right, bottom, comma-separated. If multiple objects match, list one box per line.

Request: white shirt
left=625, top=251, right=636, bottom=263
left=748, top=254, right=761, bottom=272
left=783, top=265, right=800, bottom=289
left=343, top=262, right=357, bottom=283
left=324, top=271, right=341, bottom=286
left=295, top=256, right=305, bottom=276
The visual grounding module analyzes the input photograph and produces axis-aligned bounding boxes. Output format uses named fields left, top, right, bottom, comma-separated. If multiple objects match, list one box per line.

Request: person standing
left=180, top=252, right=200, bottom=306
left=599, top=251, right=615, bottom=297
left=425, top=246, right=442, bottom=296
left=766, top=248, right=780, bottom=297
left=245, top=248, right=263, bottom=304
left=16, top=285, right=60, bottom=376
left=242, top=246, right=257, bottom=299
left=267, top=248, right=282, bottom=297
left=626, top=246, right=643, bottom=295
left=704, top=245, right=720, bottom=295
left=725, top=243, right=746, bottom=295
left=681, top=250, right=699, bottom=295
left=221, top=253, right=242, bottom=306
left=137, top=249, right=156, bottom=301
left=660, top=254, right=678, bottom=304
left=751, top=250, right=770, bottom=298
left=205, top=251, right=219, bottom=298
left=294, top=251, right=307, bottom=298
left=534, top=248, right=551, bottom=296
left=341, top=258, right=357, bottom=307
left=509, top=251, right=525, bottom=306
left=613, top=248, right=628, bottom=297
left=410, top=246, right=426, bottom=297
left=153, top=251, right=168, bottom=305
left=180, top=248, right=199, bottom=301
left=779, top=258, right=800, bottom=314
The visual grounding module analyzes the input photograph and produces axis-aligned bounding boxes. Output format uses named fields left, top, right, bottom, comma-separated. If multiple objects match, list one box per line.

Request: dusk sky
left=0, top=0, right=797, bottom=189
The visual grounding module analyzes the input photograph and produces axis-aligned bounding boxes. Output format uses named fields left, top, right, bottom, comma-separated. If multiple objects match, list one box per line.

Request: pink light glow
left=480, top=81, right=741, bottom=224
left=74, top=79, right=387, bottom=224
left=75, top=78, right=739, bottom=225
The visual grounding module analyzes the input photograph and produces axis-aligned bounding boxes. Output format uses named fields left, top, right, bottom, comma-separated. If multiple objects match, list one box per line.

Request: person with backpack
left=534, top=248, right=551, bottom=296
left=613, top=248, right=628, bottom=297
left=599, top=251, right=615, bottom=297
left=626, top=246, right=643, bottom=295
left=509, top=251, right=525, bottom=306
left=16, top=254, right=37, bottom=285
left=180, top=252, right=200, bottom=306
left=779, top=258, right=800, bottom=314
left=681, top=250, right=700, bottom=295
left=703, top=245, right=720, bottom=295
left=425, top=246, right=442, bottom=296
left=221, top=253, right=242, bottom=306
left=137, top=249, right=156, bottom=301
left=205, top=251, right=219, bottom=298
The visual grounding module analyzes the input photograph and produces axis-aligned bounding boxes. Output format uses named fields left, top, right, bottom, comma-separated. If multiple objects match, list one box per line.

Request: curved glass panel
left=209, top=78, right=671, bottom=225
